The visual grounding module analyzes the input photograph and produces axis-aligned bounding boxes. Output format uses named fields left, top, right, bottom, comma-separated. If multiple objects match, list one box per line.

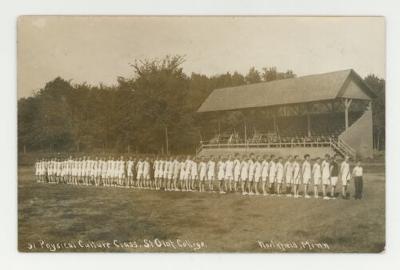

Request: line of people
left=34, top=153, right=364, bottom=200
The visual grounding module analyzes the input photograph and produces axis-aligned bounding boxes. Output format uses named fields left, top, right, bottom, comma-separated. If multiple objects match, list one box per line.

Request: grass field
left=18, top=164, right=385, bottom=253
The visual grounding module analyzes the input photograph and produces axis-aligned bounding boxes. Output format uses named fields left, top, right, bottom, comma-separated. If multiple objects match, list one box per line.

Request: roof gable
left=339, top=79, right=372, bottom=100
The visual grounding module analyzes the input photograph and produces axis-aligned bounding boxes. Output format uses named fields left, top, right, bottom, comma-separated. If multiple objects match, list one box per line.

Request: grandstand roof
left=197, top=69, right=376, bottom=113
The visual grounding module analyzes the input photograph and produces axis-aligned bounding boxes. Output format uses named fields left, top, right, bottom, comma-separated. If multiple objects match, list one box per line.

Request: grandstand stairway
left=329, top=138, right=356, bottom=158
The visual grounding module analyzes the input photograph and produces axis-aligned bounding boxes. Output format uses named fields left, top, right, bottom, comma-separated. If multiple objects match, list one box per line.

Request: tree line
left=18, top=55, right=385, bottom=154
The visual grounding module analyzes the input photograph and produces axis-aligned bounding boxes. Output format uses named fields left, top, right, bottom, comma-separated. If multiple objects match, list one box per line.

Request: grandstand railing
left=331, top=138, right=357, bottom=158
left=197, top=137, right=356, bottom=158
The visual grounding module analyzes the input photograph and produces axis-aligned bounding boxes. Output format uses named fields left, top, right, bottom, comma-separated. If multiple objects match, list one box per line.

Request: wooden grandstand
left=196, top=69, right=376, bottom=159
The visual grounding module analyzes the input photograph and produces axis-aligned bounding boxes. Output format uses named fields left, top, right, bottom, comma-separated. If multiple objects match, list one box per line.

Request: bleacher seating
left=203, top=111, right=363, bottom=146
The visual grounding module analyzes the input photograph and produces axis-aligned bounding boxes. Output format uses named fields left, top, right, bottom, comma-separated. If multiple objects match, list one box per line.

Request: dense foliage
left=18, top=55, right=385, bottom=154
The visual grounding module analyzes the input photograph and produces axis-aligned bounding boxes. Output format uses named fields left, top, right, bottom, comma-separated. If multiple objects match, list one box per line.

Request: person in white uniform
left=178, top=157, right=186, bottom=191
left=233, top=154, right=241, bottom=192
left=312, top=157, right=322, bottom=198
left=172, top=156, right=180, bottom=191
left=56, top=158, right=62, bottom=184
left=119, top=156, right=126, bottom=187
left=302, top=154, right=312, bottom=198
left=163, top=157, right=170, bottom=190
left=157, top=157, right=163, bottom=189
left=35, top=160, right=40, bottom=182
left=166, top=156, right=174, bottom=191
left=92, top=157, right=99, bottom=186
left=247, top=154, right=256, bottom=195
left=284, top=156, right=294, bottom=196
left=105, top=157, right=112, bottom=187
left=183, top=156, right=192, bottom=192
left=275, top=157, right=284, bottom=196
left=268, top=156, right=277, bottom=195
left=339, top=156, right=351, bottom=199
left=127, top=157, right=134, bottom=187
left=143, top=157, right=151, bottom=188
left=254, top=156, right=262, bottom=195
left=112, top=157, right=119, bottom=187
left=100, top=158, right=107, bottom=186
left=261, top=155, right=269, bottom=195
left=292, top=155, right=301, bottom=198
left=240, top=156, right=249, bottom=195
left=321, top=154, right=331, bottom=200
left=153, top=157, right=160, bottom=190
left=72, top=158, right=78, bottom=185
left=136, top=158, right=144, bottom=188
left=217, top=156, right=226, bottom=194
left=198, top=157, right=207, bottom=192
left=206, top=156, right=216, bottom=192
left=84, top=157, right=90, bottom=185
left=190, top=157, right=198, bottom=191
left=224, top=155, right=234, bottom=192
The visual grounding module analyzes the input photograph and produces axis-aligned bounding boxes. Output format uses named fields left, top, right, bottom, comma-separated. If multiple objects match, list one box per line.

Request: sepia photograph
left=17, top=16, right=385, bottom=253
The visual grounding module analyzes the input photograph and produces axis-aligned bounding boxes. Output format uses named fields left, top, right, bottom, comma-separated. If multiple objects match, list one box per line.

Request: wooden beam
left=344, top=98, right=353, bottom=129
left=307, top=114, right=311, bottom=137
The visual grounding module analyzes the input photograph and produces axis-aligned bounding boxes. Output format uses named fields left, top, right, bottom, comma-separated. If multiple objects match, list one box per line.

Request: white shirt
left=254, top=161, right=262, bottom=177
left=184, top=160, right=192, bottom=173
left=154, top=160, right=159, bottom=171
left=321, top=160, right=330, bottom=178
left=199, top=162, right=207, bottom=175
left=207, top=161, right=215, bottom=175
left=276, top=162, right=284, bottom=180
left=284, top=161, right=293, bottom=177
left=190, top=160, right=198, bottom=175
left=340, top=161, right=351, bottom=180
left=159, top=160, right=165, bottom=173
left=248, top=160, right=255, bottom=176
left=261, top=160, right=269, bottom=176
left=179, top=161, right=186, bottom=175
left=312, top=163, right=321, bottom=178
left=353, top=166, right=363, bottom=177
left=269, top=161, right=276, bottom=178
left=173, top=160, right=180, bottom=176
left=233, top=159, right=241, bottom=175
left=143, top=161, right=150, bottom=174
left=293, top=162, right=300, bottom=180
left=240, top=161, right=248, bottom=177
left=225, top=160, right=234, bottom=176
left=217, top=161, right=225, bottom=175
left=302, top=161, right=311, bottom=179
left=137, top=161, right=144, bottom=173
left=168, top=161, right=175, bottom=175
left=164, top=161, right=171, bottom=173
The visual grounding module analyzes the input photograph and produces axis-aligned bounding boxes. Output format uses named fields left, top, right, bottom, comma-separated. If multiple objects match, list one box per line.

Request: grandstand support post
left=344, top=98, right=353, bottom=129
left=165, top=125, right=169, bottom=155
left=244, top=121, right=247, bottom=147
left=307, top=114, right=311, bottom=137
left=367, top=100, right=372, bottom=111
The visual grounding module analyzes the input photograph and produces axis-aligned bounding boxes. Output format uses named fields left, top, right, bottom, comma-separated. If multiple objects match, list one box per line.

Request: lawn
left=18, top=164, right=385, bottom=253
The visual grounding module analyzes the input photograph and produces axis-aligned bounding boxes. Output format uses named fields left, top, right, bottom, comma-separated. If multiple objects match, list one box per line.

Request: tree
left=262, top=67, right=296, bottom=82
left=245, top=67, right=262, bottom=84
left=31, top=77, right=74, bottom=151
left=364, top=74, right=385, bottom=150
left=127, top=55, right=192, bottom=153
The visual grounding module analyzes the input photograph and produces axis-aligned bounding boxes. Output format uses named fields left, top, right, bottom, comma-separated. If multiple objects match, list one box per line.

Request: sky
left=17, top=16, right=385, bottom=98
